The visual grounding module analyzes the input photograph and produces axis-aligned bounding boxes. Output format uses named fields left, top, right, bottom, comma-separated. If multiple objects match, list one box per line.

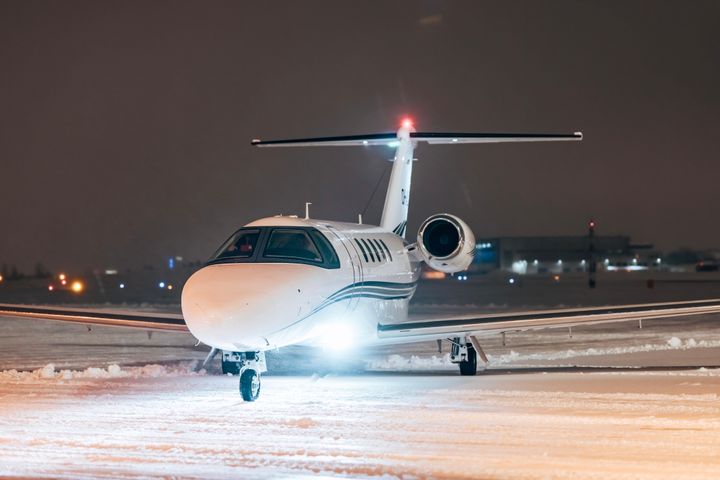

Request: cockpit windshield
left=264, top=229, right=322, bottom=262
left=213, top=229, right=260, bottom=260
left=208, top=226, right=340, bottom=269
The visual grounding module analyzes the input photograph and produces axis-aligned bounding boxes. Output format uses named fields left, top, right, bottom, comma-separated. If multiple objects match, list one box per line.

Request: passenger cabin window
left=372, top=239, right=386, bottom=261
left=379, top=239, right=393, bottom=261
left=361, top=239, right=376, bottom=262
left=354, top=239, right=369, bottom=262
left=264, top=229, right=321, bottom=262
left=213, top=229, right=260, bottom=259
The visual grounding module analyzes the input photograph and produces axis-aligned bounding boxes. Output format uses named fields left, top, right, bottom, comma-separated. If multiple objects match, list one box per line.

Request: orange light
left=58, top=273, right=66, bottom=281
left=422, top=271, right=446, bottom=280
left=553, top=275, right=561, bottom=282
left=401, top=117, right=414, bottom=128
left=71, top=281, right=84, bottom=293
left=0, top=274, right=3, bottom=282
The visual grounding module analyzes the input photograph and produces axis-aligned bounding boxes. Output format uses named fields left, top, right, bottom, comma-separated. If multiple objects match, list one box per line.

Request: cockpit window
left=263, top=229, right=322, bottom=262
left=207, top=226, right=340, bottom=269
left=213, top=229, right=260, bottom=259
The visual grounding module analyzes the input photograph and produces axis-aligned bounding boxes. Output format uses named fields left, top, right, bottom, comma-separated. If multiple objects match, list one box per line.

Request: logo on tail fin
left=392, top=221, right=407, bottom=237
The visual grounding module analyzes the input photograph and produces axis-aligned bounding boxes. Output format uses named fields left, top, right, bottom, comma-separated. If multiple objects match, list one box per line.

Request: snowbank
left=0, top=362, right=204, bottom=382
left=366, top=337, right=720, bottom=371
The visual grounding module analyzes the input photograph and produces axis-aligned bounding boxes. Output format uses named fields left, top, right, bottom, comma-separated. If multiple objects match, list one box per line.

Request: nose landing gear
left=221, top=351, right=267, bottom=401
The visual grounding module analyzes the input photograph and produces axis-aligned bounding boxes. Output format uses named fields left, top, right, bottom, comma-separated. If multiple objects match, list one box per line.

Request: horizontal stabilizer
left=251, top=133, right=397, bottom=147
left=251, top=131, right=582, bottom=147
left=412, top=131, right=582, bottom=144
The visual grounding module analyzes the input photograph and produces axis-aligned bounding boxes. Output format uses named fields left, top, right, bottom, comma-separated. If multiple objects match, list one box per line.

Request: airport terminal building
left=473, top=235, right=661, bottom=274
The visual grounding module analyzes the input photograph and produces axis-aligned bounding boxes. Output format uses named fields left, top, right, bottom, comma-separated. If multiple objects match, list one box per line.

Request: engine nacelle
left=416, top=213, right=476, bottom=273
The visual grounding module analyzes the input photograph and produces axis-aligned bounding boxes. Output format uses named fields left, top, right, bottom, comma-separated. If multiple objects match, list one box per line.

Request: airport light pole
left=588, top=220, right=597, bottom=289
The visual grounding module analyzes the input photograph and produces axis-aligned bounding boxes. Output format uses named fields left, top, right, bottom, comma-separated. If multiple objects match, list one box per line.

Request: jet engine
left=416, top=213, right=476, bottom=273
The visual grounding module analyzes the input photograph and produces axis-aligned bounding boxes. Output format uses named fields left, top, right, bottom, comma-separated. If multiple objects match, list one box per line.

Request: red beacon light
left=401, top=117, right=414, bottom=129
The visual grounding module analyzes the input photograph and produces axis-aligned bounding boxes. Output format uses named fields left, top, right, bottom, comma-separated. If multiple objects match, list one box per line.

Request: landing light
left=119, top=283, right=125, bottom=289
left=320, top=321, right=356, bottom=353
left=158, top=281, right=166, bottom=288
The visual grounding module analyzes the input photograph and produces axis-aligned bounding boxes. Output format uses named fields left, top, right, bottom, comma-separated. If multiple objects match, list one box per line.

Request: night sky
left=1, top=1, right=718, bottom=272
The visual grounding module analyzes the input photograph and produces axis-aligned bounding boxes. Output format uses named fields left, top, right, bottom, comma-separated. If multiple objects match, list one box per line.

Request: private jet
left=3, top=118, right=720, bottom=401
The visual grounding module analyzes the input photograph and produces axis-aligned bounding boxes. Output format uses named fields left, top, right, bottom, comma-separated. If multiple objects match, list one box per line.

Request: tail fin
left=252, top=124, right=582, bottom=237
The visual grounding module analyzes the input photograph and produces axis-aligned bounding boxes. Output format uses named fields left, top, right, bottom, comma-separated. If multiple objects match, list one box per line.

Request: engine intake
left=417, top=214, right=475, bottom=273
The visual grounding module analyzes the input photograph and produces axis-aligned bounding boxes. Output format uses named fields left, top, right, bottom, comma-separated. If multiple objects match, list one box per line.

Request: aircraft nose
left=181, top=264, right=313, bottom=351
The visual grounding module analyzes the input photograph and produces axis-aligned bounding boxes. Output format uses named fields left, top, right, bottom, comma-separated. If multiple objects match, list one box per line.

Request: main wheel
left=458, top=343, right=477, bottom=376
left=239, top=368, right=261, bottom=402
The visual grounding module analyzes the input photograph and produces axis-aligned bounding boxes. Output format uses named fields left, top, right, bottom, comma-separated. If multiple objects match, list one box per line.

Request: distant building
left=473, top=236, right=660, bottom=274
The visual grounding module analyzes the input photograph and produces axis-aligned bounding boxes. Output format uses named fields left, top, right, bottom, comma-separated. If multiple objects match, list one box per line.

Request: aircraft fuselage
left=181, top=216, right=421, bottom=352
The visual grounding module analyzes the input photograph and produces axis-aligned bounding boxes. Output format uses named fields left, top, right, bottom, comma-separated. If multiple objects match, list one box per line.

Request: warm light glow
left=422, top=271, right=446, bottom=280
left=71, top=281, right=84, bottom=293
left=0, top=274, right=3, bottom=282
left=167, top=284, right=173, bottom=290
left=401, top=117, right=413, bottom=128
left=58, top=273, right=66, bottom=281
left=61, top=279, right=67, bottom=286
left=48, top=285, right=54, bottom=291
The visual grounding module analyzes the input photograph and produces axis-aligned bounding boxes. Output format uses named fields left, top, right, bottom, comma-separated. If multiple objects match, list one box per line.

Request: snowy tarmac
left=0, top=311, right=719, bottom=478
left=0, top=366, right=719, bottom=479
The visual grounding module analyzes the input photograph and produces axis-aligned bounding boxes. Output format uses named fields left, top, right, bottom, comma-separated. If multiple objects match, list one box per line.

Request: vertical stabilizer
left=380, top=121, right=415, bottom=237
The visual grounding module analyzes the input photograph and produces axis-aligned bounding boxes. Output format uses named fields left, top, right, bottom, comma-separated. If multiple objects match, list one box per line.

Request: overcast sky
left=1, top=1, right=718, bottom=271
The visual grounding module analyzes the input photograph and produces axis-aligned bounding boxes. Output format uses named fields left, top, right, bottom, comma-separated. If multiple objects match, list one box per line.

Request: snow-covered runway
left=1, top=307, right=719, bottom=478
left=1, top=366, right=719, bottom=479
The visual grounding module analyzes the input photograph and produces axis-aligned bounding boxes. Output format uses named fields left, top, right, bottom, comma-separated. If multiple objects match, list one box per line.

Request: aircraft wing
left=378, top=298, right=720, bottom=342
left=0, top=303, right=188, bottom=332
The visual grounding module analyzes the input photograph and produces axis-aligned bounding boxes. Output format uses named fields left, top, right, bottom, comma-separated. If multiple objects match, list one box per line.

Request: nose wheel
left=239, top=368, right=261, bottom=401
left=221, top=350, right=267, bottom=401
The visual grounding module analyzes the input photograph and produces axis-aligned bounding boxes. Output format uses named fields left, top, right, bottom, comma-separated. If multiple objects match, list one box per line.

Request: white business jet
left=3, top=119, right=720, bottom=401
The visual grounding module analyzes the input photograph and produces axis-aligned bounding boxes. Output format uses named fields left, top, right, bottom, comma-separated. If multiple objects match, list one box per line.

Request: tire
left=239, top=368, right=261, bottom=402
left=221, top=359, right=241, bottom=375
left=458, top=343, right=477, bottom=376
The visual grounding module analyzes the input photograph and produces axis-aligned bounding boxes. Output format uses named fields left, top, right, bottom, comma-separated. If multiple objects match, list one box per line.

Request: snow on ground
left=1, top=303, right=719, bottom=478
left=0, top=369, right=719, bottom=479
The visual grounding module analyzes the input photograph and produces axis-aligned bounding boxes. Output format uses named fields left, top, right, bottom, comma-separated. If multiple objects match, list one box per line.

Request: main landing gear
left=221, top=351, right=267, bottom=402
left=450, top=336, right=489, bottom=376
